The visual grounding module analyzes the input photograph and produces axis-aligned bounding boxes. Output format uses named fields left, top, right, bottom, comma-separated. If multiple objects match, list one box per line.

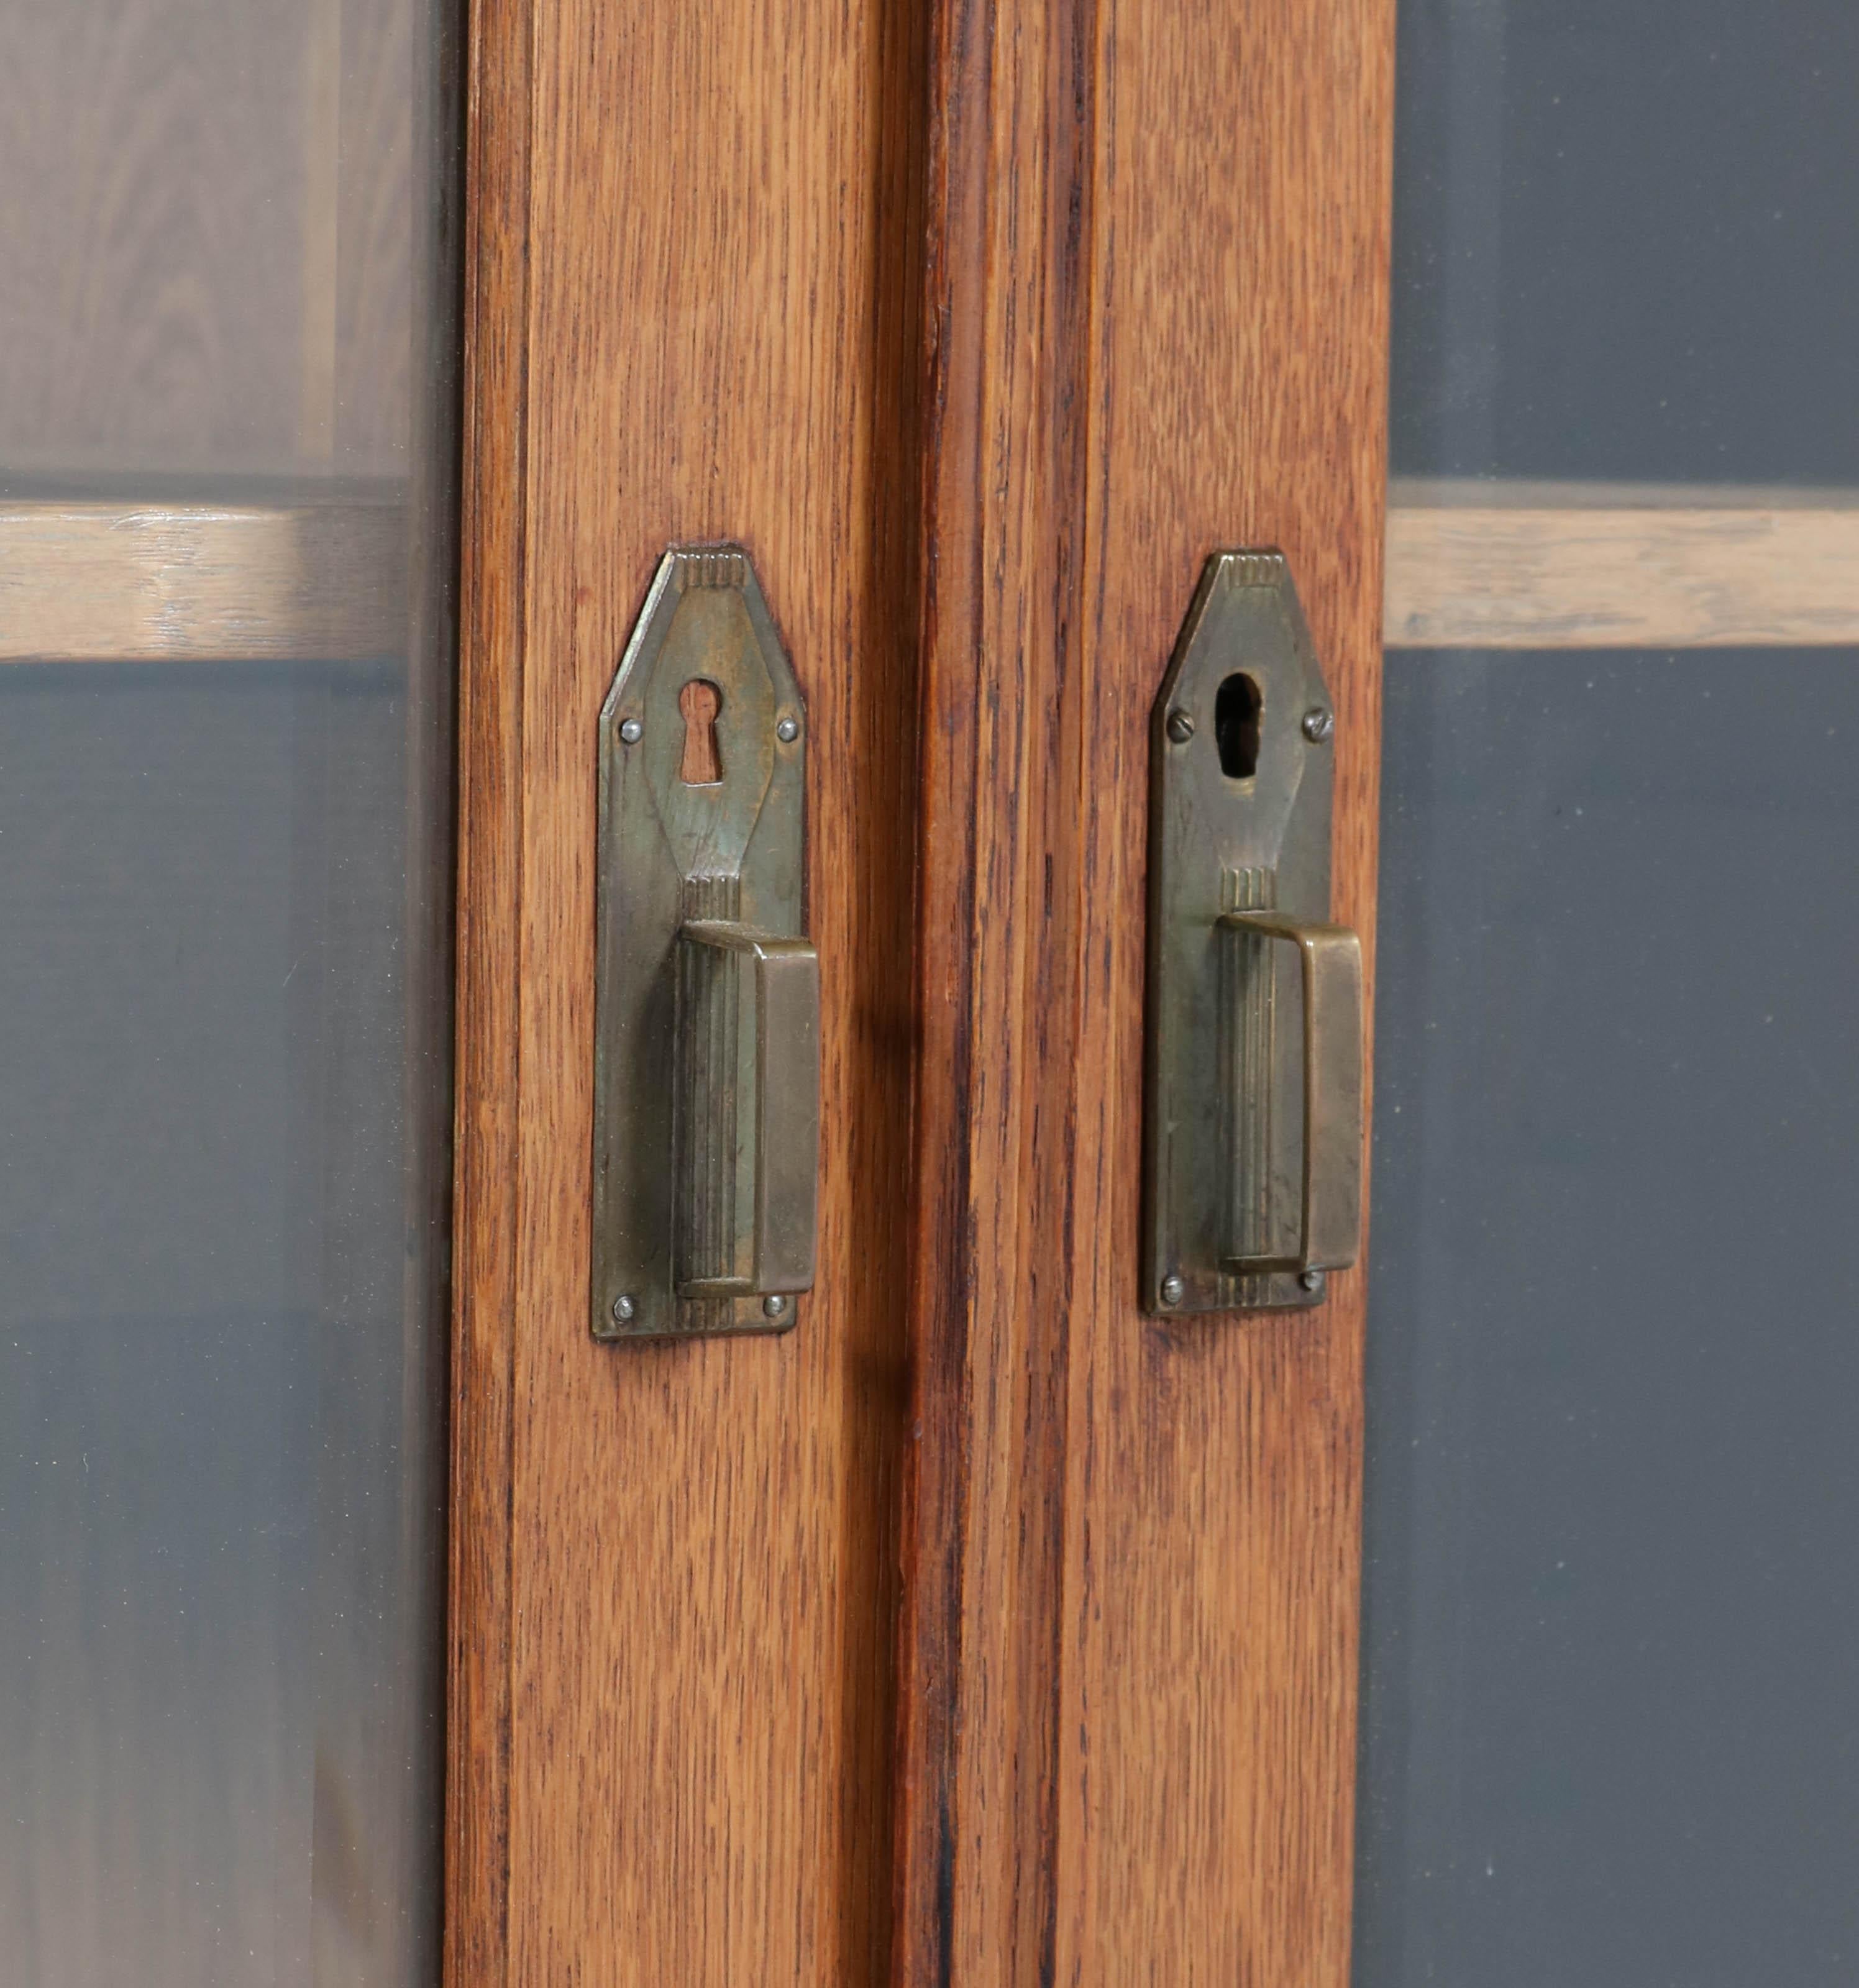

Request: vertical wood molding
left=448, top=0, right=926, bottom=1977
left=894, top=0, right=1100, bottom=1975
left=897, top=0, right=1395, bottom=1978
left=298, top=0, right=343, bottom=460
left=444, top=0, right=531, bottom=1978
left=1055, top=0, right=1393, bottom=1977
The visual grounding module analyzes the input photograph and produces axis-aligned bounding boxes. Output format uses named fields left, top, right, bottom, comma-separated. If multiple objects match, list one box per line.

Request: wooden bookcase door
left=445, top=0, right=1392, bottom=1981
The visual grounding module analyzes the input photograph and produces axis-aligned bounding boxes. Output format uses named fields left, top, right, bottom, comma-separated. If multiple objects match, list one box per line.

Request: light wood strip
left=1386, top=488, right=1859, bottom=649
left=16, top=482, right=1848, bottom=667
left=0, top=499, right=406, bottom=662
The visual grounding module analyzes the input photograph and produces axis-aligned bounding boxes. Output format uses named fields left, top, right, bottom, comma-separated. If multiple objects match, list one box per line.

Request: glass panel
left=1359, top=650, right=1859, bottom=1981
left=1363, top=3, right=1859, bottom=1981
left=0, top=6, right=459, bottom=1984
left=1389, top=0, right=1859, bottom=485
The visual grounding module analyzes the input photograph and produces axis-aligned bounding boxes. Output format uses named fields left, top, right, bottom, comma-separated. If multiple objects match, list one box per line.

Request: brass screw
left=1160, top=1273, right=1185, bottom=1306
left=1166, top=709, right=1195, bottom=745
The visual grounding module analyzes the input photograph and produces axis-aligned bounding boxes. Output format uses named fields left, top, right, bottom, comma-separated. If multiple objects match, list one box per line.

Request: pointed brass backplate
left=1143, top=551, right=1335, bottom=1315
left=591, top=545, right=806, bottom=1339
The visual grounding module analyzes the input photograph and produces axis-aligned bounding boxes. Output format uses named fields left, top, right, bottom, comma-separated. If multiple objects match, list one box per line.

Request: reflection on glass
left=1363, top=1, right=1859, bottom=1982
left=0, top=4, right=458, bottom=1983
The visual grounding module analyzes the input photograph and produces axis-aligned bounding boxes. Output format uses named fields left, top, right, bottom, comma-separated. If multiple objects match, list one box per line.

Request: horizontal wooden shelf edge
left=0, top=494, right=408, bottom=663
left=2, top=482, right=1852, bottom=662
left=1387, top=481, right=1859, bottom=650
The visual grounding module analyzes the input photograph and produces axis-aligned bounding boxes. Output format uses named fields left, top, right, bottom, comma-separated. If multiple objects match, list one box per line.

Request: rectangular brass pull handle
left=1217, top=913, right=1363, bottom=1276
left=673, top=921, right=821, bottom=1301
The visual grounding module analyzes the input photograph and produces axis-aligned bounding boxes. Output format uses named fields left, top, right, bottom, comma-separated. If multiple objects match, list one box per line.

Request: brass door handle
left=1143, top=551, right=1365, bottom=1314
left=674, top=921, right=821, bottom=1301
left=1217, top=913, right=1363, bottom=1276
left=590, top=545, right=815, bottom=1339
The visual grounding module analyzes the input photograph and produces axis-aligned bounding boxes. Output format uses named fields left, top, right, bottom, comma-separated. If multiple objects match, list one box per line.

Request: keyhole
left=678, top=678, right=724, bottom=785
left=1214, top=672, right=1262, bottom=779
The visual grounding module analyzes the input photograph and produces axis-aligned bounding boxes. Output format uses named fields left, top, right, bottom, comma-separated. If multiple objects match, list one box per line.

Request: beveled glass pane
left=0, top=6, right=458, bottom=1982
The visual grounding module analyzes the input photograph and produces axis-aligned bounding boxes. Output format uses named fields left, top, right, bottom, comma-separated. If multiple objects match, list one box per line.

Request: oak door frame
left=893, top=0, right=1392, bottom=1974
left=444, top=0, right=924, bottom=1977
left=445, top=0, right=1393, bottom=1979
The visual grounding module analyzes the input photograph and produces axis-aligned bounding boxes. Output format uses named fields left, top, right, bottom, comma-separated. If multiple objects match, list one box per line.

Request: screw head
left=611, top=1293, right=637, bottom=1323
left=619, top=717, right=643, bottom=744
left=762, top=1293, right=789, bottom=1320
left=1302, top=706, right=1334, bottom=745
left=776, top=715, right=800, bottom=744
left=1160, top=1272, right=1186, bottom=1306
left=1299, top=1268, right=1326, bottom=1295
left=1166, top=708, right=1196, bottom=745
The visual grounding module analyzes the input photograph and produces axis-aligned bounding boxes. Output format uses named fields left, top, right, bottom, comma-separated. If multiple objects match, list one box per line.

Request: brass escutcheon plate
left=590, top=545, right=810, bottom=1340
left=1143, top=550, right=1340, bottom=1316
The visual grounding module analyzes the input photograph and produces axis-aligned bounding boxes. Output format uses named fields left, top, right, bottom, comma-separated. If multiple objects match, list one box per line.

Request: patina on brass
left=1216, top=911, right=1362, bottom=1277
left=674, top=921, right=819, bottom=1301
left=591, top=545, right=816, bottom=1339
left=1143, top=551, right=1363, bottom=1315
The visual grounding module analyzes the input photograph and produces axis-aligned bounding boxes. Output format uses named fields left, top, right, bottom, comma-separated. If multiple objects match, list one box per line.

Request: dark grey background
left=1357, top=656, right=1859, bottom=1983
left=1390, top=0, right=1859, bottom=485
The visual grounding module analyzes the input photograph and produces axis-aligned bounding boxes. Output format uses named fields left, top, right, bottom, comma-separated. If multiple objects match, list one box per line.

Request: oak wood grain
left=891, top=0, right=1096, bottom=1972
left=449, top=0, right=926, bottom=1977
left=0, top=497, right=405, bottom=662
left=1386, top=484, right=1859, bottom=647
left=444, top=0, right=530, bottom=1976
left=1057, top=1, right=1391, bottom=1977
left=895, top=0, right=1394, bottom=1979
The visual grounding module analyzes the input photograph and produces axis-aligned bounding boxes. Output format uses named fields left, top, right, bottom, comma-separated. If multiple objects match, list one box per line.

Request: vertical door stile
left=893, top=0, right=1102, bottom=1972
left=446, top=0, right=533, bottom=1978
left=450, top=0, right=1393, bottom=1971
left=447, top=0, right=927, bottom=1976
left=895, top=0, right=1396, bottom=1981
